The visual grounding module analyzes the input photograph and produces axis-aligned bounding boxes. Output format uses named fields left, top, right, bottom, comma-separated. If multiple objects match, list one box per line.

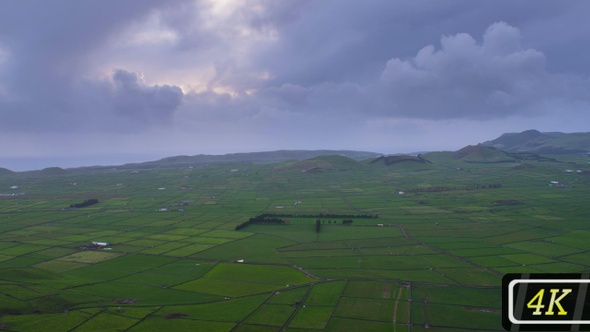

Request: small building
left=92, top=242, right=109, bottom=247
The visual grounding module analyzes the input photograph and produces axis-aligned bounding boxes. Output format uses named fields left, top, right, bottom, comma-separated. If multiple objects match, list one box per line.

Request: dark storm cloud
left=112, top=70, right=183, bottom=123
left=0, top=1, right=169, bottom=90
left=0, top=0, right=186, bottom=132
left=242, top=1, right=590, bottom=87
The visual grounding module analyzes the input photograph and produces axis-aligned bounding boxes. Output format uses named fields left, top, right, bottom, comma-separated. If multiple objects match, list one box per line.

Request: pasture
left=0, top=154, right=589, bottom=331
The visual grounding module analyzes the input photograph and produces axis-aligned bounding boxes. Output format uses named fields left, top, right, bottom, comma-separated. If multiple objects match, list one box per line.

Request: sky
left=1, top=1, right=589, bottom=171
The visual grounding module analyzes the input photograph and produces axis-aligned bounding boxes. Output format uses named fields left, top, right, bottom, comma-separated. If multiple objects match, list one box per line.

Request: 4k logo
left=503, top=274, right=590, bottom=331
left=527, top=288, right=572, bottom=315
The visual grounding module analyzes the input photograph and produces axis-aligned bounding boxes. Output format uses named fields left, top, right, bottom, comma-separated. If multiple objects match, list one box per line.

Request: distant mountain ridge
left=480, top=129, right=590, bottom=154
left=94, top=150, right=382, bottom=170
left=2, top=130, right=588, bottom=173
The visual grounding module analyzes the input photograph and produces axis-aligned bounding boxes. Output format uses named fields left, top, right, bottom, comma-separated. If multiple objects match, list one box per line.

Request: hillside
left=453, top=145, right=515, bottom=163
left=273, top=155, right=362, bottom=173
left=368, top=155, right=430, bottom=166
left=0, top=167, right=14, bottom=175
left=105, top=150, right=381, bottom=170
left=480, top=129, right=590, bottom=154
left=38, top=167, right=67, bottom=175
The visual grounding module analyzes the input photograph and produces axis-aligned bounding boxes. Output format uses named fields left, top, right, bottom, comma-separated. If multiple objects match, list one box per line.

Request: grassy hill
left=273, top=155, right=362, bottom=173
left=453, top=145, right=515, bottom=163
left=37, top=167, right=67, bottom=175
left=0, top=167, right=14, bottom=176
left=92, top=150, right=382, bottom=170
left=366, top=155, right=435, bottom=172
left=367, top=155, right=430, bottom=166
left=480, top=129, right=590, bottom=154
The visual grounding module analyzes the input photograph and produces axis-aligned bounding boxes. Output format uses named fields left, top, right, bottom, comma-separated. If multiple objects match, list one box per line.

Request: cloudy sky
left=1, top=1, right=589, bottom=170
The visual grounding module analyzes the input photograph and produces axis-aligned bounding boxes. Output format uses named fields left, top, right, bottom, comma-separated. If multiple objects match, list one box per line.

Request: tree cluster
left=69, top=199, right=99, bottom=209
left=236, top=213, right=374, bottom=231
left=404, top=184, right=501, bottom=193
left=318, top=213, right=376, bottom=219
left=316, top=219, right=321, bottom=233
left=235, top=214, right=287, bottom=230
left=253, top=213, right=377, bottom=219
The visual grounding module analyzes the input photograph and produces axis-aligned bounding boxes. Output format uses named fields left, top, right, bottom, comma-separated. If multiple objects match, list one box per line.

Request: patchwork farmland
left=0, top=153, right=589, bottom=331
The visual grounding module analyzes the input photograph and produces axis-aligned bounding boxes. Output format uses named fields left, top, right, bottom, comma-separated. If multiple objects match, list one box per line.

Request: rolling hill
left=273, top=155, right=363, bottom=173
left=0, top=167, right=14, bottom=175
left=109, top=150, right=381, bottom=170
left=453, top=145, right=515, bottom=163
left=368, top=155, right=430, bottom=166
left=480, top=129, right=590, bottom=154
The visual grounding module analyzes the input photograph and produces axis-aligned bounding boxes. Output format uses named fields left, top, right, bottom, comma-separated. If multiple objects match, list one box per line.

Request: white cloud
left=250, top=20, right=590, bottom=131
left=375, top=22, right=557, bottom=119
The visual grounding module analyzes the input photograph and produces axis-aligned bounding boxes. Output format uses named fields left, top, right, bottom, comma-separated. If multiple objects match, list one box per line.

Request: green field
left=0, top=153, right=589, bottom=331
